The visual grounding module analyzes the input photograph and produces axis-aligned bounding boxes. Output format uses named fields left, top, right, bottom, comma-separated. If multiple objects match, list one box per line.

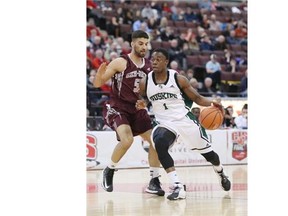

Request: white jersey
left=147, top=69, right=211, bottom=153
left=146, top=69, right=188, bottom=123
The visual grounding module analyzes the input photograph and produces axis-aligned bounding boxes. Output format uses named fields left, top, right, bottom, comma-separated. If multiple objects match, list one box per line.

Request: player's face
left=151, top=52, right=168, bottom=73
left=132, top=38, right=149, bottom=58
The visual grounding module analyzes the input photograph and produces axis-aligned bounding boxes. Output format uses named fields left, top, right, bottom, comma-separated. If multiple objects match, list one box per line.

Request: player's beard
left=134, top=46, right=146, bottom=58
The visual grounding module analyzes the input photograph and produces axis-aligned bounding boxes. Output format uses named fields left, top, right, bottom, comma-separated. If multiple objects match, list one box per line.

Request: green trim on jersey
left=185, top=111, right=209, bottom=140
left=174, top=73, right=194, bottom=111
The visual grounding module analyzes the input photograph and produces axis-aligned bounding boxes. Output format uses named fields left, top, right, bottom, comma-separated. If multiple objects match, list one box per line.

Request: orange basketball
left=199, top=106, right=223, bottom=130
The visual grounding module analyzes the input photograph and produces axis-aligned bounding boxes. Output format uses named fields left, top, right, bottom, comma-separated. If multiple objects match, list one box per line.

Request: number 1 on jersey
left=163, top=103, right=168, bottom=110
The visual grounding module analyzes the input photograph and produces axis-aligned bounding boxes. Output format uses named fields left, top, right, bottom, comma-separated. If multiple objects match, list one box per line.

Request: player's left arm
left=176, top=74, right=223, bottom=110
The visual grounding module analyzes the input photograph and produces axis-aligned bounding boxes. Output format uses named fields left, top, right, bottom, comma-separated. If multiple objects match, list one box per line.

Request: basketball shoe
left=102, top=166, right=117, bottom=192
left=145, top=177, right=165, bottom=196
left=167, top=183, right=186, bottom=200
left=214, top=168, right=231, bottom=191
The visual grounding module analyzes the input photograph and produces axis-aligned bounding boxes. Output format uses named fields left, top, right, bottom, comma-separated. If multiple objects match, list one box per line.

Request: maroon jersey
left=102, top=54, right=153, bottom=136
left=109, top=54, right=152, bottom=109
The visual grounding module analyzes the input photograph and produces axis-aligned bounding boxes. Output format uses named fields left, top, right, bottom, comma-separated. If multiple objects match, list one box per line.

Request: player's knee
left=120, top=136, right=134, bottom=150
left=202, top=151, right=220, bottom=166
left=152, top=127, right=176, bottom=152
left=152, top=127, right=176, bottom=169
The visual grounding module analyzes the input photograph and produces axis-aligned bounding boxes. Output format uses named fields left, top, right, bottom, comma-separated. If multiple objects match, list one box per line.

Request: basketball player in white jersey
left=137, top=48, right=231, bottom=200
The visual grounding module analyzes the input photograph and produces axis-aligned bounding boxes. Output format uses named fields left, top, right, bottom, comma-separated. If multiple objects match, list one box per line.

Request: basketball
left=199, top=106, right=224, bottom=130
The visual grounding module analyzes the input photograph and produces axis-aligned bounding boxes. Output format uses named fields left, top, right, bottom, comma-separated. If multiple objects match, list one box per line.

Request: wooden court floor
left=87, top=164, right=247, bottom=216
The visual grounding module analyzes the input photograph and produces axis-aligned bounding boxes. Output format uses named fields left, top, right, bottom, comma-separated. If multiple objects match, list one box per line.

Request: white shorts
left=151, top=115, right=213, bottom=154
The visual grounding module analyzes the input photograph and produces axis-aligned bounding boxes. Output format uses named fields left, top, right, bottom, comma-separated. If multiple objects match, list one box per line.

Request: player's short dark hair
left=152, top=48, right=170, bottom=60
left=131, top=30, right=149, bottom=40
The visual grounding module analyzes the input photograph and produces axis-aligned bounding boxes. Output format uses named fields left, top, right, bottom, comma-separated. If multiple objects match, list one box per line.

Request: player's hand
left=135, top=100, right=147, bottom=110
left=97, top=62, right=107, bottom=75
left=94, top=62, right=107, bottom=87
left=211, top=100, right=224, bottom=115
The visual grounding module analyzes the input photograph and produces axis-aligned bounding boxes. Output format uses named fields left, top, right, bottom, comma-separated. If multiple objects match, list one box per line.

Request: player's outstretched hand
left=97, top=62, right=107, bottom=75
left=135, top=100, right=147, bottom=110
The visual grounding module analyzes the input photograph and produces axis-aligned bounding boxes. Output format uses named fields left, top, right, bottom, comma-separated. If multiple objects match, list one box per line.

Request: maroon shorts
left=102, top=101, right=152, bottom=138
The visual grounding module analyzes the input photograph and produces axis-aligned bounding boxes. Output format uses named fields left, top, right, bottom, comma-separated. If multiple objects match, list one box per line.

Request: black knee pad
left=153, top=127, right=176, bottom=169
left=201, top=151, right=220, bottom=166
left=153, top=127, right=176, bottom=149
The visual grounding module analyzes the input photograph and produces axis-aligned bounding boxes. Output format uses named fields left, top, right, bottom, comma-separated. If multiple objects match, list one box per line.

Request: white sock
left=214, top=165, right=223, bottom=173
left=167, top=171, right=181, bottom=186
left=108, top=160, right=117, bottom=169
left=150, top=167, right=160, bottom=178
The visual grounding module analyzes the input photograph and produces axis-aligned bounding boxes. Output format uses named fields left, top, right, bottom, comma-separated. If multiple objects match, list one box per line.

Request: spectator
left=168, top=39, right=187, bottom=69
left=185, top=28, right=200, bottom=51
left=104, top=42, right=119, bottom=61
left=87, top=17, right=101, bottom=39
left=234, top=20, right=247, bottom=45
left=176, top=32, right=187, bottom=50
left=141, top=3, right=158, bottom=19
left=170, top=60, right=180, bottom=72
left=184, top=7, right=198, bottom=23
left=223, top=49, right=233, bottom=65
left=189, top=78, right=200, bottom=91
left=92, top=49, right=108, bottom=69
left=158, top=16, right=168, bottom=33
left=160, top=26, right=176, bottom=42
left=147, top=15, right=159, bottom=30
left=186, top=68, right=195, bottom=80
left=171, top=7, right=185, bottom=21
left=107, top=7, right=125, bottom=37
left=200, top=14, right=210, bottom=29
left=191, top=107, right=201, bottom=120
left=234, top=104, right=248, bottom=129
left=91, top=35, right=106, bottom=52
left=162, top=2, right=172, bottom=13
left=200, top=35, right=214, bottom=51
left=209, top=14, right=222, bottom=31
left=198, top=0, right=212, bottom=12
left=132, top=12, right=144, bottom=31
left=214, top=35, right=228, bottom=51
left=226, top=30, right=242, bottom=45
left=205, top=54, right=222, bottom=89
left=225, top=59, right=239, bottom=73
left=120, top=41, right=132, bottom=55
left=211, top=0, right=225, bottom=11
left=150, top=0, right=162, bottom=16
left=123, top=9, right=134, bottom=25
left=199, top=77, right=217, bottom=97
left=196, top=26, right=208, bottom=43
left=223, top=106, right=236, bottom=128
left=239, top=69, right=248, bottom=97
left=182, top=43, right=194, bottom=56
left=87, top=70, right=102, bottom=116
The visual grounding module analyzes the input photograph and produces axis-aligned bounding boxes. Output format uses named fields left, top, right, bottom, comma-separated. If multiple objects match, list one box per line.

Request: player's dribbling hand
left=211, top=101, right=225, bottom=115
left=135, top=100, right=147, bottom=110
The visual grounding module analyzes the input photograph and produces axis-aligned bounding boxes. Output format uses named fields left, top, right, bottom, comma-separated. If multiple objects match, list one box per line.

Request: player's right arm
left=93, top=58, right=126, bottom=88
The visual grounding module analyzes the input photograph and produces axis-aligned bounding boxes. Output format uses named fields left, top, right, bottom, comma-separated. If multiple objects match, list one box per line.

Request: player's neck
left=128, top=53, right=143, bottom=67
left=154, top=71, right=168, bottom=82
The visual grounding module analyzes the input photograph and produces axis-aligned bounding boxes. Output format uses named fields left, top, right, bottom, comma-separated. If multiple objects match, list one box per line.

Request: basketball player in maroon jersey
left=94, top=30, right=164, bottom=196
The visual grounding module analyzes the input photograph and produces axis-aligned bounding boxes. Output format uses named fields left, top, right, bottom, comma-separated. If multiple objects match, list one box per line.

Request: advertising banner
left=86, top=128, right=244, bottom=170
left=226, top=129, right=248, bottom=164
